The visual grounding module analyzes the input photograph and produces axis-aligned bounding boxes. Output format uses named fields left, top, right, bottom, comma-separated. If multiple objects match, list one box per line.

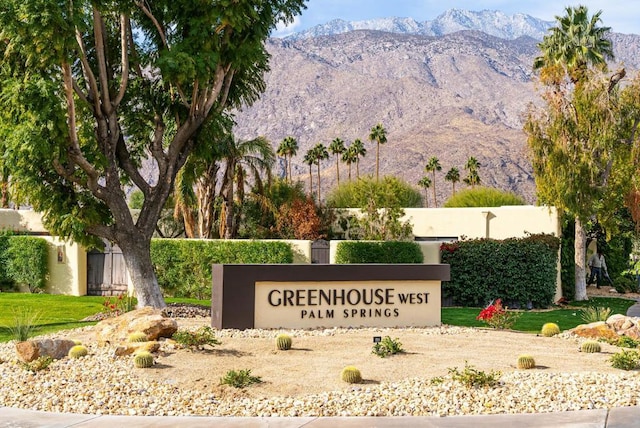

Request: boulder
left=95, top=307, right=178, bottom=345
left=15, top=339, right=77, bottom=362
left=569, top=315, right=640, bottom=341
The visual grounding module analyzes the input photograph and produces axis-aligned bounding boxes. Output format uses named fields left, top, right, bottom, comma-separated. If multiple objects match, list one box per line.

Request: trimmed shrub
left=152, top=239, right=294, bottom=298
left=440, top=234, right=559, bottom=308
left=5, top=237, right=49, bottom=292
left=335, top=241, right=423, bottom=264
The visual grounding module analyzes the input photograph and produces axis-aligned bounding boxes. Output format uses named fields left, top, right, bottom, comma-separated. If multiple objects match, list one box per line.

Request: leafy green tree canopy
left=0, top=0, right=307, bottom=308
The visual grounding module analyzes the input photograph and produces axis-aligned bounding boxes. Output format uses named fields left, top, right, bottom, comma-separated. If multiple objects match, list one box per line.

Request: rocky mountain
left=233, top=16, right=640, bottom=206
left=286, top=9, right=553, bottom=41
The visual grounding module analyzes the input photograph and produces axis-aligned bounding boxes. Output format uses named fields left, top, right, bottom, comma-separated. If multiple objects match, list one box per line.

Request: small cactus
left=517, top=354, right=535, bottom=369
left=133, top=351, right=154, bottom=368
left=541, top=323, right=560, bottom=337
left=128, top=331, right=149, bottom=343
left=581, top=341, right=602, bottom=353
left=68, top=345, right=88, bottom=359
left=341, top=366, right=362, bottom=384
left=275, top=333, right=292, bottom=351
left=71, top=339, right=83, bottom=346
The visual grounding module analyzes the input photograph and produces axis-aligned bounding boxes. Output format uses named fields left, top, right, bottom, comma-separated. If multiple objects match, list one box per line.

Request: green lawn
left=0, top=293, right=210, bottom=343
left=0, top=293, right=635, bottom=343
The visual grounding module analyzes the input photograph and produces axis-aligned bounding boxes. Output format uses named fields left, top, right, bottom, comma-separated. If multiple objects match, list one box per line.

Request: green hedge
left=1, top=236, right=49, bottom=292
left=335, top=241, right=424, bottom=264
left=151, top=239, right=294, bottom=299
left=440, top=234, right=560, bottom=309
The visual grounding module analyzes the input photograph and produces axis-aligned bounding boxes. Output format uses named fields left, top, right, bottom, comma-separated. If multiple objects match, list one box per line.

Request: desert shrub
left=21, top=356, right=54, bottom=372
left=448, top=362, right=501, bottom=388
left=440, top=234, right=559, bottom=308
left=372, top=336, right=404, bottom=358
left=274, top=197, right=328, bottom=240
left=609, top=349, right=640, bottom=370
left=612, top=336, right=640, bottom=349
left=326, top=175, right=422, bottom=208
left=335, top=241, right=423, bottom=264
left=220, top=369, right=262, bottom=388
left=579, top=306, right=612, bottom=323
left=6, top=308, right=41, bottom=341
left=615, top=274, right=638, bottom=294
left=172, top=326, right=221, bottom=350
left=444, top=186, right=526, bottom=207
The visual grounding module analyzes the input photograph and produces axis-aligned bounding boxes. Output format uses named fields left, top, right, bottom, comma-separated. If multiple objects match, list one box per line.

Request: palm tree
left=532, top=6, right=617, bottom=302
left=329, top=137, right=346, bottom=184
left=342, top=145, right=358, bottom=181
left=417, top=176, right=432, bottom=208
left=368, top=123, right=387, bottom=181
left=277, top=136, right=298, bottom=182
left=303, top=150, right=314, bottom=196
left=351, top=138, right=366, bottom=178
left=445, top=167, right=461, bottom=196
left=464, top=156, right=481, bottom=188
left=534, top=5, right=613, bottom=84
left=219, top=135, right=275, bottom=239
left=424, top=157, right=442, bottom=207
left=311, top=143, right=329, bottom=202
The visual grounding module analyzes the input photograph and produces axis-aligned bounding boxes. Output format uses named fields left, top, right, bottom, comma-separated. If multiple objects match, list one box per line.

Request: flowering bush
left=476, top=298, right=520, bottom=329
left=101, top=293, right=136, bottom=317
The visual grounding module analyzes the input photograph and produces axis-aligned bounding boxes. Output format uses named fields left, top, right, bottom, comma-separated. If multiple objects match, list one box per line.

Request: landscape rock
left=15, top=339, right=77, bottom=362
left=114, top=341, right=160, bottom=357
left=94, top=307, right=178, bottom=345
left=569, top=315, right=640, bottom=341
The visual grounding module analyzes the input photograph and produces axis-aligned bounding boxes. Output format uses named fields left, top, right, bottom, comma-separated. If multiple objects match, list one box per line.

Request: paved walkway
left=626, top=301, right=640, bottom=317
left=2, top=406, right=640, bottom=427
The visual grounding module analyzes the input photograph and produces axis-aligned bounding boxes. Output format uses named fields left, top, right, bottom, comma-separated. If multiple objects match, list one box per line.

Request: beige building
left=0, top=206, right=561, bottom=299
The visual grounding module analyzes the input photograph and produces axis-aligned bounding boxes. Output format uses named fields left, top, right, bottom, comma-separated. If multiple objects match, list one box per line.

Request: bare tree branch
left=114, top=14, right=130, bottom=107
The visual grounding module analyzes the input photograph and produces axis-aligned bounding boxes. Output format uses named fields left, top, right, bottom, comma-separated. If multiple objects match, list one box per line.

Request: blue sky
left=274, top=1, right=639, bottom=36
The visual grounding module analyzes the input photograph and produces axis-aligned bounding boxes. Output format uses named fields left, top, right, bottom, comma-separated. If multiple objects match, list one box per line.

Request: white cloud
left=272, top=16, right=302, bottom=38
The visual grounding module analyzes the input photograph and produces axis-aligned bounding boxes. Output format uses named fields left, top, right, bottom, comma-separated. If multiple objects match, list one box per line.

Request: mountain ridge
left=233, top=12, right=640, bottom=205
left=283, top=9, right=555, bottom=41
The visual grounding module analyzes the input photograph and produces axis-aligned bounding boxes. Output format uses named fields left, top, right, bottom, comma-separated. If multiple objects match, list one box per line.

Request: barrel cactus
left=341, top=366, right=362, bottom=384
left=517, top=354, right=535, bottom=369
left=128, top=331, right=149, bottom=343
left=275, top=333, right=292, bottom=351
left=133, top=351, right=154, bottom=368
left=68, top=345, right=88, bottom=359
left=541, top=323, right=560, bottom=337
left=72, top=339, right=83, bottom=346
left=581, top=341, right=602, bottom=353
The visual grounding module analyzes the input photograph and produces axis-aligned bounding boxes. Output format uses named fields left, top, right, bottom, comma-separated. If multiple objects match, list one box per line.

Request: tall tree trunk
left=348, top=164, right=352, bottom=181
left=356, top=159, right=360, bottom=178
left=118, top=235, right=166, bottom=309
left=376, top=143, right=380, bottom=181
left=432, top=173, right=438, bottom=208
left=288, top=154, right=292, bottom=182
left=308, top=166, right=313, bottom=196
left=335, top=155, right=340, bottom=185
left=316, top=165, right=321, bottom=202
left=196, top=164, right=218, bottom=239
left=574, top=217, right=588, bottom=301
left=223, top=167, right=235, bottom=240
left=424, top=190, right=429, bottom=208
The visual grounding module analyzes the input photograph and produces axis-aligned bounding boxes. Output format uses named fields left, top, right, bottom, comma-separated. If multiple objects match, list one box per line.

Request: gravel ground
left=2, top=319, right=640, bottom=418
